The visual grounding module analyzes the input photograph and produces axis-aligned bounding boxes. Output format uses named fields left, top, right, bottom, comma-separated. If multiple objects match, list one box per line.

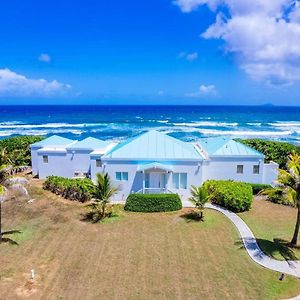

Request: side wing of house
left=198, top=137, right=278, bottom=185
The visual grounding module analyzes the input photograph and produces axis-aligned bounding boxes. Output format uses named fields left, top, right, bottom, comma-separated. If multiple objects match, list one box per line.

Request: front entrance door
left=145, top=172, right=166, bottom=189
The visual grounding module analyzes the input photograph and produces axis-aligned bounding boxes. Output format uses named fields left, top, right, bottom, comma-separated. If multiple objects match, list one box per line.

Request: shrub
left=0, top=135, right=44, bottom=166
left=238, top=139, right=300, bottom=169
left=43, top=176, right=94, bottom=202
left=203, top=180, right=253, bottom=212
left=260, top=187, right=295, bottom=206
left=250, top=183, right=272, bottom=195
left=124, top=193, right=182, bottom=212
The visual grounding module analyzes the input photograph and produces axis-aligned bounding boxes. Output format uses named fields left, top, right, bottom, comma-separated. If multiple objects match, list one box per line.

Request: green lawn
left=1, top=180, right=300, bottom=299
left=239, top=198, right=300, bottom=261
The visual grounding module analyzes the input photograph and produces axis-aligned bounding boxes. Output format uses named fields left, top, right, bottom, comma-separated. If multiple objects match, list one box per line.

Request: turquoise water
left=0, top=105, right=299, bottom=144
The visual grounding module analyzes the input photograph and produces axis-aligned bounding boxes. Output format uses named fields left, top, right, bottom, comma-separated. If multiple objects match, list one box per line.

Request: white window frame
left=253, top=165, right=260, bottom=174
left=173, top=173, right=187, bottom=189
left=115, top=172, right=128, bottom=181
left=96, top=159, right=102, bottom=167
left=237, top=165, right=244, bottom=174
left=43, top=155, right=48, bottom=163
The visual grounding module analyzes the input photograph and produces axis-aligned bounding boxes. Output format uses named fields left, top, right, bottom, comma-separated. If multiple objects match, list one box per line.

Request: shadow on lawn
left=235, top=237, right=298, bottom=261
left=180, top=210, right=204, bottom=222
left=0, top=230, right=22, bottom=245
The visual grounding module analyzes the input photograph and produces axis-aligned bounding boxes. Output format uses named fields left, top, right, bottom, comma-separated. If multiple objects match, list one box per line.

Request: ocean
left=0, top=105, right=300, bottom=144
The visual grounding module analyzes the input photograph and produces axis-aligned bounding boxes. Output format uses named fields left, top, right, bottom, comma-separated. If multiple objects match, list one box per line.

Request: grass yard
left=1, top=179, right=300, bottom=299
left=239, top=198, right=300, bottom=261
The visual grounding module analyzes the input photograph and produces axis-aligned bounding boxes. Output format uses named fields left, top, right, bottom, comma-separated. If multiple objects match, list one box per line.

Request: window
left=173, top=173, right=187, bottom=189
left=43, top=155, right=48, bottom=163
left=237, top=165, right=243, bottom=174
left=115, top=172, right=128, bottom=181
left=96, top=159, right=102, bottom=167
left=253, top=165, right=260, bottom=174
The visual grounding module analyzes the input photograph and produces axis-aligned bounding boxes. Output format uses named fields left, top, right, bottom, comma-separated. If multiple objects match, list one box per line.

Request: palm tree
left=261, top=153, right=300, bottom=247
left=89, top=173, right=119, bottom=222
left=189, top=185, right=208, bottom=220
left=0, top=164, right=9, bottom=242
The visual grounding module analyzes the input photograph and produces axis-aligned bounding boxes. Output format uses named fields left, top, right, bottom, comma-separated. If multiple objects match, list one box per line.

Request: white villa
left=31, top=130, right=278, bottom=201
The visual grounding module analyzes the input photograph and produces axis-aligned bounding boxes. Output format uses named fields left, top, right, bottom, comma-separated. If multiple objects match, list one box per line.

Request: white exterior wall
left=30, top=147, right=40, bottom=176
left=202, top=157, right=264, bottom=184
left=37, top=151, right=72, bottom=179
left=263, top=161, right=279, bottom=185
left=66, top=150, right=92, bottom=177
left=96, top=160, right=203, bottom=201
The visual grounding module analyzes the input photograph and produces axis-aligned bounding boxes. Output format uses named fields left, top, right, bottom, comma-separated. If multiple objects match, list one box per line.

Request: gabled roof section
left=198, top=137, right=264, bottom=157
left=30, top=135, right=74, bottom=148
left=103, top=130, right=202, bottom=160
left=67, top=137, right=110, bottom=151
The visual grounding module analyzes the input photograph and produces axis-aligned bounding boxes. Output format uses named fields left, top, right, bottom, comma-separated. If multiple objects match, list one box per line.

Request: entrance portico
left=137, top=162, right=173, bottom=194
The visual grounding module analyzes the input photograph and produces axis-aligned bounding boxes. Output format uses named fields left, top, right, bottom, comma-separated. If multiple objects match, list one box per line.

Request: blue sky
left=0, top=0, right=300, bottom=105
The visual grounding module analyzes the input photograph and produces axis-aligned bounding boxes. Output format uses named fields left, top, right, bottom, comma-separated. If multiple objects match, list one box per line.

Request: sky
left=0, top=0, right=300, bottom=105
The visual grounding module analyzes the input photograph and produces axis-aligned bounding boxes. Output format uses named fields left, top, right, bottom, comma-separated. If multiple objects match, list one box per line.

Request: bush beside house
left=124, top=193, right=182, bottom=212
left=249, top=183, right=272, bottom=195
left=204, top=180, right=253, bottom=212
left=43, top=176, right=94, bottom=202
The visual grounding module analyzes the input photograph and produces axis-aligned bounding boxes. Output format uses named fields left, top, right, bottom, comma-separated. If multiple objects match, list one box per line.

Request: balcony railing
left=135, top=188, right=173, bottom=194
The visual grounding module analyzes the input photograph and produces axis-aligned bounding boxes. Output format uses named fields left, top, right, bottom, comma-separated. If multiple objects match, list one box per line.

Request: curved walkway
left=204, top=203, right=300, bottom=278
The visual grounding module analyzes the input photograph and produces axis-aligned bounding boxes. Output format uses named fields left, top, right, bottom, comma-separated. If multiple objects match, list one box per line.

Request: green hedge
left=43, top=176, right=94, bottom=202
left=124, top=193, right=182, bottom=212
left=204, top=180, right=253, bottom=212
left=238, top=139, right=300, bottom=169
left=0, top=135, right=44, bottom=166
left=249, top=183, right=272, bottom=195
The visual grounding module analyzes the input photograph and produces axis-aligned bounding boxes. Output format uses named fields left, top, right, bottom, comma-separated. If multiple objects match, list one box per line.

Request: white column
left=142, top=171, right=145, bottom=194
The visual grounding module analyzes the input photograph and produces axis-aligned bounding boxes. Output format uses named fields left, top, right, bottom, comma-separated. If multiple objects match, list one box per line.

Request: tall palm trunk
left=0, top=202, right=2, bottom=242
left=291, top=205, right=300, bottom=246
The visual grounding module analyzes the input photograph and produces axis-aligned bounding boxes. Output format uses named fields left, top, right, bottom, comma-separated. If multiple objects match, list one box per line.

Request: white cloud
left=0, top=68, right=71, bottom=97
left=174, top=0, right=300, bottom=85
left=185, top=84, right=217, bottom=97
left=38, top=53, right=51, bottom=63
left=178, top=51, right=198, bottom=61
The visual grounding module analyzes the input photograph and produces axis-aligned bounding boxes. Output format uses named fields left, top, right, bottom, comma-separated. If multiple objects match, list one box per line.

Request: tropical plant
left=260, top=153, right=300, bottom=247
left=189, top=185, right=208, bottom=220
left=88, top=173, right=119, bottom=222
left=0, top=165, right=10, bottom=242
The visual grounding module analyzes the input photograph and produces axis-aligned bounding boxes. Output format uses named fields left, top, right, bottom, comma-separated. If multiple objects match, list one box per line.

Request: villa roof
left=198, top=137, right=264, bottom=157
left=103, top=130, right=202, bottom=160
left=30, top=135, right=75, bottom=148
left=66, top=137, right=110, bottom=151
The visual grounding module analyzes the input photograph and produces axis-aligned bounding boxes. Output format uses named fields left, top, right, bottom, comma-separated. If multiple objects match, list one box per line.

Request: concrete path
left=205, top=203, right=300, bottom=278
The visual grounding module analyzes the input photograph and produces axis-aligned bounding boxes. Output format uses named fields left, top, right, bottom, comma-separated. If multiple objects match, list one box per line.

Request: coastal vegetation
left=249, top=183, right=272, bottom=195
left=203, top=180, right=253, bottom=212
left=124, top=193, right=182, bottom=212
left=43, top=175, right=94, bottom=202
left=239, top=138, right=300, bottom=169
left=0, top=135, right=43, bottom=167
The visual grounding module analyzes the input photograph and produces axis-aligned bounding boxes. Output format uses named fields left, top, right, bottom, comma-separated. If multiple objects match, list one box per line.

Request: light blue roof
left=103, top=130, right=202, bottom=160
left=198, top=137, right=264, bottom=157
left=67, top=137, right=109, bottom=151
left=30, top=135, right=74, bottom=148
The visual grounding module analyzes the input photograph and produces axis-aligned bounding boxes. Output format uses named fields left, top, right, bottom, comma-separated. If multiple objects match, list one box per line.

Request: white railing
left=135, top=188, right=173, bottom=194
